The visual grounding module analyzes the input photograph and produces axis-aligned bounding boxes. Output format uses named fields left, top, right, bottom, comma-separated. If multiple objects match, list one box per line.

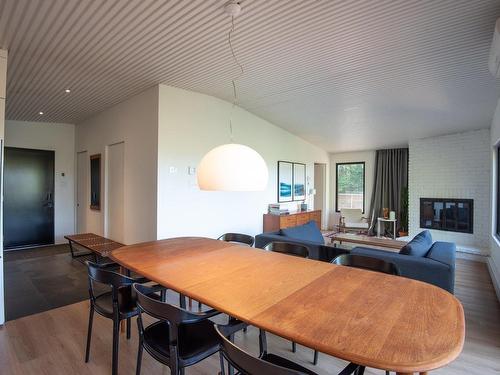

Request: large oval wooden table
left=110, top=237, right=465, bottom=375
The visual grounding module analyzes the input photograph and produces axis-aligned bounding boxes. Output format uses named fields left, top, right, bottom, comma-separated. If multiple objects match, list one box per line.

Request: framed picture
left=277, top=161, right=293, bottom=202
left=293, top=163, right=306, bottom=201
left=90, top=154, right=101, bottom=210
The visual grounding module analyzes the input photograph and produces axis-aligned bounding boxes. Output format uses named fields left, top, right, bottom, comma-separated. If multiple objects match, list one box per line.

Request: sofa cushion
left=399, top=230, right=432, bottom=257
left=280, top=221, right=324, bottom=244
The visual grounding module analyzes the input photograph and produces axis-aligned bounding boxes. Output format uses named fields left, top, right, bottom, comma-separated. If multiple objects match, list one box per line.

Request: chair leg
left=219, top=353, right=226, bottom=375
left=126, top=317, right=131, bottom=339
left=85, top=306, right=94, bottom=362
left=292, top=341, right=296, bottom=352
left=243, top=327, right=247, bottom=333
left=258, top=329, right=268, bottom=357
left=160, top=289, right=167, bottom=302
left=313, top=350, right=318, bottom=365
left=112, top=318, right=120, bottom=375
left=136, top=338, right=143, bottom=375
left=356, top=366, right=365, bottom=375
left=198, top=300, right=202, bottom=310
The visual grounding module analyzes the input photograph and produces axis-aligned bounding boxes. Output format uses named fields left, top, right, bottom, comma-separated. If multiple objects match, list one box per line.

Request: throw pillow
left=399, top=230, right=433, bottom=257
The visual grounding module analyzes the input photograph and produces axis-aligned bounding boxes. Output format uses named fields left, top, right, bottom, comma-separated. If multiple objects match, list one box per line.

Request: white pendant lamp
left=197, top=2, right=269, bottom=191
left=198, top=144, right=268, bottom=191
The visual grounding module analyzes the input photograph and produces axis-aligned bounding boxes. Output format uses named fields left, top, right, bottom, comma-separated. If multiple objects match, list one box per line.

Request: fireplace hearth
left=420, top=198, right=473, bottom=234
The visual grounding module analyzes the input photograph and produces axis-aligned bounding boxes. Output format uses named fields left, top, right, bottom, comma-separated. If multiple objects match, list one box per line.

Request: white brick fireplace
left=408, top=129, right=491, bottom=255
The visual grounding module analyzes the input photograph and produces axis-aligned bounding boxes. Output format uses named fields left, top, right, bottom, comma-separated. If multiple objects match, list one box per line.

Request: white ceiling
left=1, top=0, right=500, bottom=152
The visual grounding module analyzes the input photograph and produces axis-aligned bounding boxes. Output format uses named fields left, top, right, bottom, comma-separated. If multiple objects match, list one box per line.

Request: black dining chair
left=218, top=232, right=255, bottom=247
left=216, top=324, right=363, bottom=375
left=263, top=241, right=311, bottom=357
left=85, top=261, right=165, bottom=375
left=263, top=241, right=309, bottom=257
left=134, top=283, right=222, bottom=375
left=327, top=253, right=401, bottom=374
left=331, top=253, right=401, bottom=276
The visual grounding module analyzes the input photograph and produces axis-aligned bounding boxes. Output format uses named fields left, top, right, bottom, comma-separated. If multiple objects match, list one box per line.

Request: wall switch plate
left=169, top=166, right=178, bottom=174
left=188, top=166, right=196, bottom=175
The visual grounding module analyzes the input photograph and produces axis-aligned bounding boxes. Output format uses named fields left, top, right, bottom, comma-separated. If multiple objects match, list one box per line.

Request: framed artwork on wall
left=293, top=163, right=306, bottom=201
left=277, top=161, right=307, bottom=202
left=277, top=161, right=293, bottom=202
left=90, top=154, right=101, bottom=210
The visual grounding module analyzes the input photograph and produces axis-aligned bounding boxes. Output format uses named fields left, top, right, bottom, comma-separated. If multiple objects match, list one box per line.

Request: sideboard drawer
left=280, top=215, right=297, bottom=228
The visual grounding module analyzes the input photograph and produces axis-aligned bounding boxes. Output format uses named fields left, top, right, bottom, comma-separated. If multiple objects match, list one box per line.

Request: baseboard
left=456, top=250, right=487, bottom=263
left=487, top=256, right=500, bottom=303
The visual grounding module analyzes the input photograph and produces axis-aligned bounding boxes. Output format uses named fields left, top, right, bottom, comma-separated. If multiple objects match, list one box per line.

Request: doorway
left=105, top=142, right=124, bottom=242
left=314, top=163, right=327, bottom=229
left=3, top=147, right=55, bottom=249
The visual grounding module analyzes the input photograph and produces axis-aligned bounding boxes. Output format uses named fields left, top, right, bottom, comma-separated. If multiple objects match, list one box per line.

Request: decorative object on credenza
left=196, top=2, right=268, bottom=192
left=277, top=161, right=307, bottom=202
left=382, top=207, right=389, bottom=219
left=268, top=203, right=290, bottom=216
left=278, top=161, right=293, bottom=202
left=301, top=203, right=308, bottom=212
left=293, top=163, right=306, bottom=201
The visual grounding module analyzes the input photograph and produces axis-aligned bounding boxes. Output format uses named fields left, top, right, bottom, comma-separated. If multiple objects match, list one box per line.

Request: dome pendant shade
left=197, top=144, right=269, bottom=191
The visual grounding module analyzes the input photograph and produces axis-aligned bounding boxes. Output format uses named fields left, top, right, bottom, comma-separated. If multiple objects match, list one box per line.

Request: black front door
left=4, top=147, right=55, bottom=249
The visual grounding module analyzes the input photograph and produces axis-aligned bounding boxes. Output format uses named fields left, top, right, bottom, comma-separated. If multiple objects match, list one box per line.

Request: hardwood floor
left=0, top=258, right=499, bottom=374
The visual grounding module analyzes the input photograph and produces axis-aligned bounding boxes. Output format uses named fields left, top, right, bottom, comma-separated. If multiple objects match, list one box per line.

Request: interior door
left=76, top=151, right=88, bottom=233
left=106, top=142, right=124, bottom=242
left=3, top=147, right=55, bottom=249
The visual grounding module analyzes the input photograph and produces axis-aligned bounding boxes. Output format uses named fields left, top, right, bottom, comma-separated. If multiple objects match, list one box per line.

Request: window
left=336, top=162, right=365, bottom=212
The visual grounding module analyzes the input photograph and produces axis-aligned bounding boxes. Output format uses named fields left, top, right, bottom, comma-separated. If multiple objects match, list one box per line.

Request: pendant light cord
left=228, top=14, right=244, bottom=142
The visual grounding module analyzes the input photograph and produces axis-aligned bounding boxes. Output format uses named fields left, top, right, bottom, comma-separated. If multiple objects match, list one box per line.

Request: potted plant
left=399, top=186, right=409, bottom=237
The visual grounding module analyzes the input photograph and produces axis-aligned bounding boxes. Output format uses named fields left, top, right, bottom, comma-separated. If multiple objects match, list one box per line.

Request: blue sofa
left=255, top=221, right=349, bottom=262
left=352, top=230, right=456, bottom=293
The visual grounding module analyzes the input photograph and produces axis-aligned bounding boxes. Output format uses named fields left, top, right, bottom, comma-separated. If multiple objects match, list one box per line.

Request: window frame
left=497, top=147, right=500, bottom=237
left=335, top=161, right=365, bottom=213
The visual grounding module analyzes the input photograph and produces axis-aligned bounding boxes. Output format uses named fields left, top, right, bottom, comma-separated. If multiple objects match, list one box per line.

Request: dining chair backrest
left=134, top=283, right=213, bottom=324
left=218, top=233, right=255, bottom=247
left=263, top=241, right=309, bottom=258
left=331, top=254, right=400, bottom=276
left=86, top=261, right=136, bottom=303
left=215, top=325, right=311, bottom=375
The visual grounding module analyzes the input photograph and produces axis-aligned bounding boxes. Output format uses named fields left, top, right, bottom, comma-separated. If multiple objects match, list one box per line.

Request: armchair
left=339, top=208, right=370, bottom=233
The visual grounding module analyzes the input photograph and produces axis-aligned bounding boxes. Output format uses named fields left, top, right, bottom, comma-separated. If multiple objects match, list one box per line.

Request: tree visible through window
left=336, top=162, right=365, bottom=212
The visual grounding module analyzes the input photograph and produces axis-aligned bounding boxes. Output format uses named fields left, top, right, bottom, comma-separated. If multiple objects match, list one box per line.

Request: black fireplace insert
left=420, top=198, right=473, bottom=234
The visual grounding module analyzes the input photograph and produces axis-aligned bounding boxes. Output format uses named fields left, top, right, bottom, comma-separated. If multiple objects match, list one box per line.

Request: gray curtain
left=368, top=148, right=408, bottom=236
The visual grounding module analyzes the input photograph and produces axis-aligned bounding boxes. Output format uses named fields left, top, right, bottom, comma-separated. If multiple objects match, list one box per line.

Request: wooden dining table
left=110, top=237, right=465, bottom=375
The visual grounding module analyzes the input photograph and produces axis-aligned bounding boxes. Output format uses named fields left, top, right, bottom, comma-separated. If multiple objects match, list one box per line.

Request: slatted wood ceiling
left=1, top=0, right=500, bottom=151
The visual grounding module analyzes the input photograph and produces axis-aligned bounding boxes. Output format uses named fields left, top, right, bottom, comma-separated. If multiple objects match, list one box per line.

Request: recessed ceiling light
left=65, top=89, right=71, bottom=93
left=39, top=111, right=44, bottom=115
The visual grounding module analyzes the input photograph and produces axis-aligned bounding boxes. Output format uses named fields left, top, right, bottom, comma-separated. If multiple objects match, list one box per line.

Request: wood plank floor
left=0, top=258, right=499, bottom=374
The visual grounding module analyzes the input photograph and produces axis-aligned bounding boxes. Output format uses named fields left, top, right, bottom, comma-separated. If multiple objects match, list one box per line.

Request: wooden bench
left=65, top=233, right=125, bottom=261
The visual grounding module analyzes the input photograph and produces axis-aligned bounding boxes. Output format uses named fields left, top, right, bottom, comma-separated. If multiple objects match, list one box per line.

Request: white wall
left=5, top=121, right=75, bottom=244
left=329, top=151, right=376, bottom=227
left=76, top=86, right=158, bottom=244
left=409, top=129, right=491, bottom=255
left=489, top=98, right=500, bottom=300
left=157, top=85, right=329, bottom=239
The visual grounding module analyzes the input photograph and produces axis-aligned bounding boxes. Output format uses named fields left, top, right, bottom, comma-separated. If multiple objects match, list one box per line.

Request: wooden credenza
left=263, top=210, right=322, bottom=232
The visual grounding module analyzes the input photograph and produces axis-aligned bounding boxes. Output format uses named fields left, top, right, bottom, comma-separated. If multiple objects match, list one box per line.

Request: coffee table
left=326, top=232, right=407, bottom=252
